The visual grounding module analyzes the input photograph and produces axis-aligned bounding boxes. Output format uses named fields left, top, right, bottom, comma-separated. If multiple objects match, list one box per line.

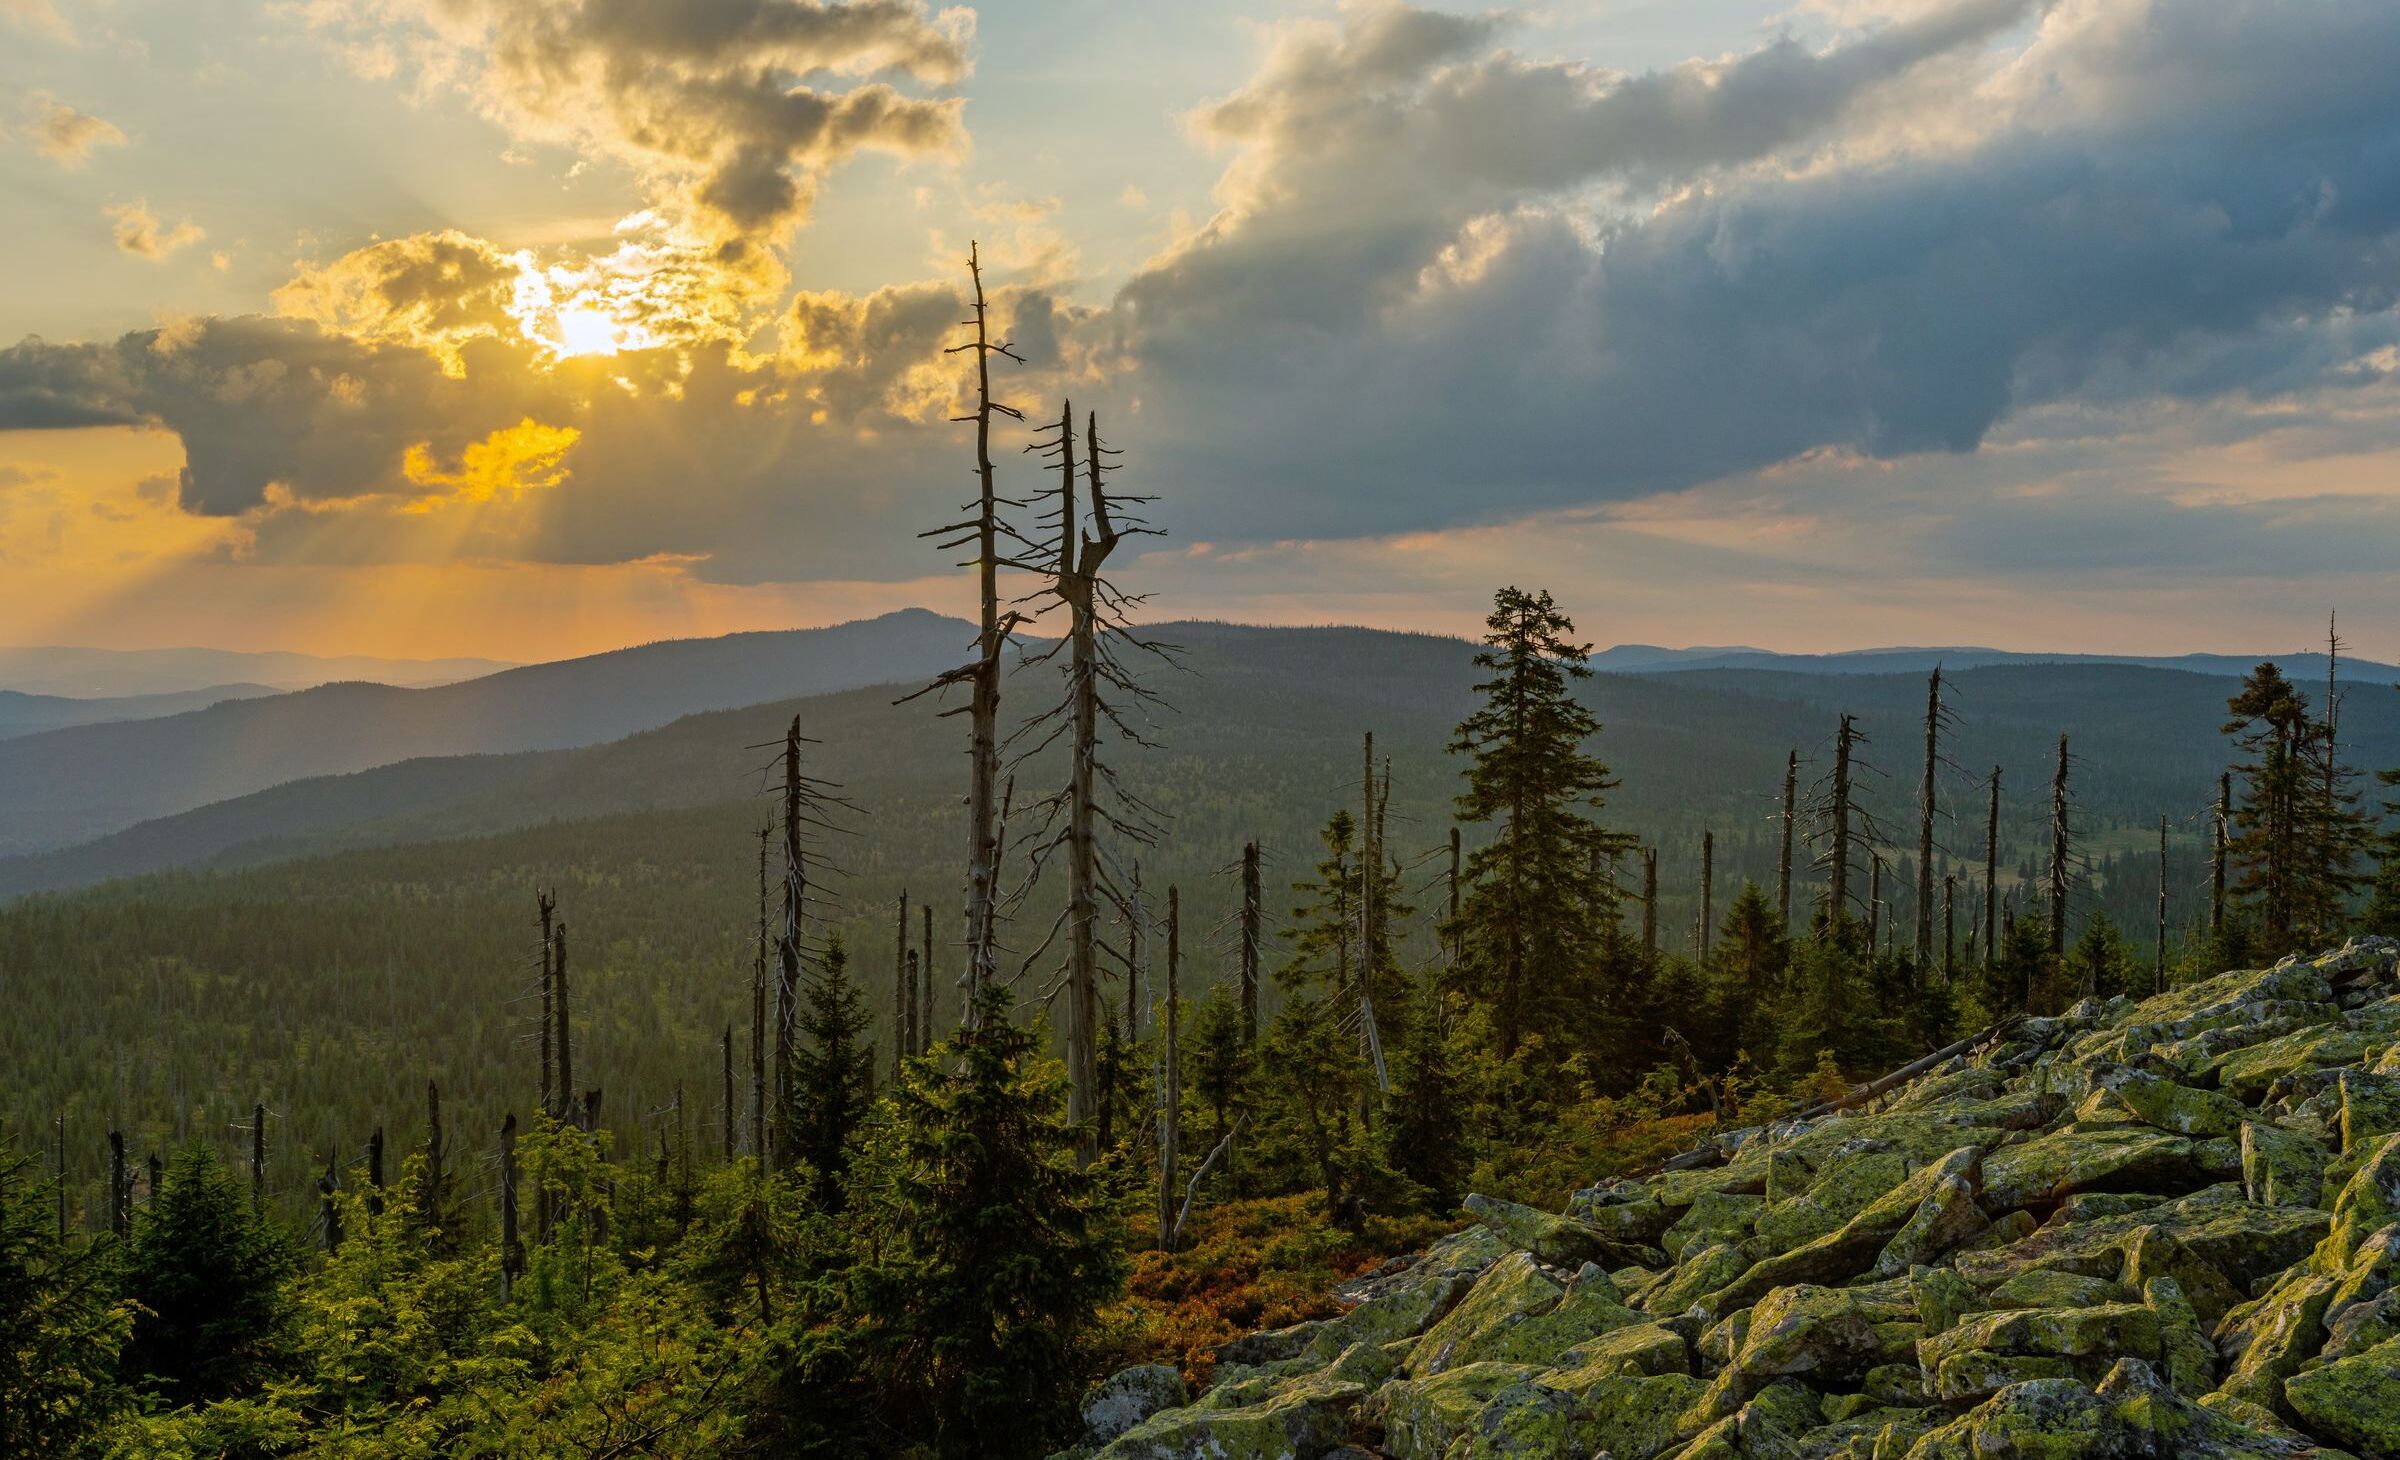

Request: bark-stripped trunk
left=2212, top=772, right=2230, bottom=937
left=892, top=889, right=910, bottom=1082
left=1916, top=668, right=1942, bottom=965
left=554, top=924, right=572, bottom=1130
left=367, top=1126, right=384, bottom=1219
left=1156, top=885, right=1181, bottom=1251
left=250, top=1102, right=265, bottom=1211
left=538, top=891, right=555, bottom=1120
left=2049, top=734, right=2070, bottom=958
left=1779, top=750, right=1797, bottom=926
left=1829, top=716, right=1857, bottom=925
left=1240, top=840, right=1261, bottom=1044
left=775, top=715, right=805, bottom=1161
left=1641, top=847, right=1658, bottom=955
left=1942, top=874, right=1956, bottom=981
left=2155, top=815, right=2169, bottom=993
left=1698, top=829, right=1714, bottom=959
left=500, top=1114, right=521, bottom=1299
left=109, top=1129, right=127, bottom=1239
left=962, top=246, right=1006, bottom=1016
left=1985, top=767, right=2001, bottom=966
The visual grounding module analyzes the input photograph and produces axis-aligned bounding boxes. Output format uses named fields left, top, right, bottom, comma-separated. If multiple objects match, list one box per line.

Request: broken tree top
left=1068, top=938, right=2400, bottom=1460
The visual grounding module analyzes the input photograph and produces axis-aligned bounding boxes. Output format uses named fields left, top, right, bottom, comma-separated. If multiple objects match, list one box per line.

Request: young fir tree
left=2223, top=663, right=2367, bottom=950
left=0, top=1146, right=131, bottom=1455
left=1705, top=881, right=1788, bottom=1067
left=1385, top=979, right=1473, bottom=1208
left=2064, top=911, right=2134, bottom=1001
left=1185, top=983, right=1252, bottom=1188
left=1449, top=587, right=1630, bottom=1059
left=790, top=934, right=876, bottom=1211
left=2363, top=766, right=2400, bottom=937
left=121, top=1144, right=298, bottom=1405
left=856, top=982, right=1121, bottom=1460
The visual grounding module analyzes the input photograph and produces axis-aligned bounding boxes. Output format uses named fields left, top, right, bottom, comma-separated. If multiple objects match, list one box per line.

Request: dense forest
left=10, top=253, right=2400, bottom=1459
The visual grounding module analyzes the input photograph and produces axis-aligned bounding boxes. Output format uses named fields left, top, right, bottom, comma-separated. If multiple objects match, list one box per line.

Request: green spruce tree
left=0, top=1145, right=131, bottom=1455
left=2223, top=663, right=2368, bottom=950
left=1449, top=587, right=1630, bottom=1059
left=121, top=1144, right=298, bottom=1405
left=790, top=934, right=876, bottom=1211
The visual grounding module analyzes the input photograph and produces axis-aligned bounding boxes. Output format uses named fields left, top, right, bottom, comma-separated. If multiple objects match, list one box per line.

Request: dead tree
left=891, top=890, right=910, bottom=1080
left=554, top=923, right=572, bottom=1131
left=1447, top=825, right=1464, bottom=968
left=1156, top=885, right=1182, bottom=1251
left=1915, top=667, right=1950, bottom=965
left=500, top=1114, right=521, bottom=1300
left=720, top=1026, right=734, bottom=1162
left=1697, top=830, right=1714, bottom=958
left=367, top=1126, right=385, bottom=1219
left=109, top=1130, right=127, bottom=1239
left=250, top=1102, right=266, bottom=1210
left=419, top=1080, right=445, bottom=1235
left=774, top=717, right=805, bottom=1157
left=538, top=890, right=556, bottom=1118
left=1826, top=716, right=1861, bottom=923
left=1779, top=750, right=1798, bottom=925
left=2048, top=734, right=2071, bottom=957
left=1942, top=874, right=1956, bottom=981
left=904, top=950, right=922, bottom=1058
left=2212, top=772, right=2230, bottom=937
left=54, top=1117, right=65, bottom=1242
left=1984, top=767, right=2002, bottom=965
left=1240, top=840, right=1262, bottom=1045
left=1867, top=853, right=1883, bottom=950
left=1641, top=847, right=1659, bottom=955
left=317, top=1152, right=341, bottom=1253
left=146, top=1154, right=161, bottom=1212
left=2155, top=815, right=2169, bottom=993
left=920, top=903, right=936, bottom=1049
left=752, top=825, right=768, bottom=1163
left=1011, top=403, right=1167, bottom=1159
left=915, top=243, right=1033, bottom=1019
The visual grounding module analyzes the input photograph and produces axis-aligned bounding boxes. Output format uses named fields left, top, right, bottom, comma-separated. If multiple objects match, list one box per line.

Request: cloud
left=305, top=0, right=973, bottom=250
left=0, top=0, right=70, bottom=41
left=27, top=98, right=126, bottom=164
left=106, top=202, right=206, bottom=260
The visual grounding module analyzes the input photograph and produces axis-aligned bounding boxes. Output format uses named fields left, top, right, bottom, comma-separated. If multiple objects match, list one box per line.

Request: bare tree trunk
left=1157, top=885, right=1182, bottom=1251
left=1830, top=715, right=1857, bottom=924
left=109, top=1129, right=126, bottom=1239
left=1127, top=863, right=1147, bottom=1044
left=1447, top=825, right=1463, bottom=967
left=720, top=1027, right=734, bottom=1162
left=538, top=890, right=555, bottom=1119
left=753, top=826, right=768, bottom=1165
left=1985, top=767, right=2001, bottom=965
left=2212, top=772, right=2230, bottom=937
left=775, top=715, right=805, bottom=1160
left=921, top=902, right=938, bottom=1050
left=892, top=889, right=909, bottom=1083
left=1057, top=402, right=1105, bottom=1160
left=317, top=1151, right=340, bottom=1254
left=421, top=1080, right=444, bottom=1233
left=54, top=1116, right=66, bottom=1242
left=1917, top=667, right=1942, bottom=965
left=2155, top=814, right=2169, bottom=993
left=1698, top=830, right=1714, bottom=958
left=1240, top=840, right=1262, bottom=1045
left=2049, top=734, right=2070, bottom=957
left=367, top=1125, right=384, bottom=1220
left=1867, top=853, right=1882, bottom=951
left=904, top=949, right=920, bottom=1061
left=251, top=1101, right=265, bottom=1211
left=500, top=1114, right=521, bottom=1300
left=1641, top=847, right=1658, bottom=955
left=1943, top=874, right=1956, bottom=981
left=1779, top=749, right=1797, bottom=926
left=554, top=923, right=572, bottom=1131
left=960, top=245, right=1011, bottom=1015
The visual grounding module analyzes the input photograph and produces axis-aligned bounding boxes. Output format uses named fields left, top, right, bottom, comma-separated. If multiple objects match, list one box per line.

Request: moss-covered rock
left=1663, top=1190, right=1763, bottom=1261
left=1464, top=1192, right=1630, bottom=1269
left=1376, top=1363, right=1535, bottom=1460
left=1096, top=1377, right=1365, bottom=1460
left=1405, top=1251, right=1561, bottom=1377
left=2243, top=1121, right=2330, bottom=1209
left=1980, top=1128, right=2200, bottom=1211
left=2284, top=1334, right=2400, bottom=1455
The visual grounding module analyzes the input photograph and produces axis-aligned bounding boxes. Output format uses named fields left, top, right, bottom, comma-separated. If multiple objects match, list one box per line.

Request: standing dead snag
left=1156, top=885, right=1182, bottom=1251
left=367, top=1127, right=384, bottom=1219
left=720, top=1027, right=734, bottom=1162
left=1943, top=874, right=1956, bottom=981
left=2049, top=734, right=2071, bottom=957
left=500, top=1114, right=521, bottom=1300
left=914, top=242, right=1032, bottom=1021
left=419, top=1080, right=445, bottom=1236
left=251, top=1102, right=266, bottom=1210
left=2212, top=771, right=2230, bottom=937
left=1823, top=715, right=1861, bottom=926
left=538, top=890, right=556, bottom=1119
left=891, top=890, right=910, bottom=1082
left=1916, top=667, right=1949, bottom=966
left=920, top=903, right=936, bottom=1049
left=1697, top=830, right=1714, bottom=958
left=109, top=1129, right=127, bottom=1239
left=554, top=922, right=572, bottom=1131
left=775, top=716, right=804, bottom=1159
left=1240, top=840, right=1262, bottom=1045
left=1778, top=750, right=1798, bottom=925
left=1012, top=402, right=1168, bottom=1160
left=753, top=825, right=769, bottom=1165
left=2155, top=815, right=2169, bottom=993
left=1984, top=767, right=2001, bottom=966
left=1641, top=847, right=1658, bottom=955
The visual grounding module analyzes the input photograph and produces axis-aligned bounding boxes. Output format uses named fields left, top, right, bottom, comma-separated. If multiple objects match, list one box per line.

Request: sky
left=2, top=0, right=2399, bottom=664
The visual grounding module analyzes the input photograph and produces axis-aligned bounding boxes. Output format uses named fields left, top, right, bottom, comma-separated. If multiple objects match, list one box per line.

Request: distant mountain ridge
left=0, top=645, right=514, bottom=696
left=0, top=609, right=980, bottom=856
left=1593, top=643, right=2400, bottom=682
left=0, top=683, right=279, bottom=739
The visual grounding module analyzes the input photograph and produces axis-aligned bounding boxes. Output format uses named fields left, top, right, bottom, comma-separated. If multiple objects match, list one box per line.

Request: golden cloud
left=401, top=417, right=582, bottom=512
left=106, top=202, right=204, bottom=260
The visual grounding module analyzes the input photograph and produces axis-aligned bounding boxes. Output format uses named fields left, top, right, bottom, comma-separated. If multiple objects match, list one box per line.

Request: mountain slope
left=0, top=644, right=511, bottom=696
left=0, top=683, right=278, bottom=739
left=0, top=609, right=980, bottom=855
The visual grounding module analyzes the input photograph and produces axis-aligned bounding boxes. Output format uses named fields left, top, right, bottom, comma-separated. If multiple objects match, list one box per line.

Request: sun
left=553, top=305, right=622, bottom=358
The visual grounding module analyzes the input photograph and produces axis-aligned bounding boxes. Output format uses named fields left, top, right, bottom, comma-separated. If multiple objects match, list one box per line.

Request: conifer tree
left=1186, top=984, right=1251, bottom=1188
left=790, top=935, right=876, bottom=1211
left=1449, top=586, right=1630, bottom=1058
left=2223, top=663, right=2367, bottom=949
left=1385, top=980, right=1472, bottom=1207
left=858, top=982, right=1120, bottom=1460
left=0, top=1146, right=131, bottom=1455
left=121, top=1144, right=297, bottom=1404
left=2364, top=766, right=2400, bottom=936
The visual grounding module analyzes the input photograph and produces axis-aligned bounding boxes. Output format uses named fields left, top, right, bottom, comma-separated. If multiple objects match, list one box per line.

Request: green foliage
left=1450, top=587, right=1633, bottom=1058
left=2223, top=662, right=2370, bottom=951
left=122, top=1145, right=299, bottom=1406
left=789, top=935, right=876, bottom=1211
left=0, top=1147, right=132, bottom=1458
left=851, top=983, right=1124, bottom=1460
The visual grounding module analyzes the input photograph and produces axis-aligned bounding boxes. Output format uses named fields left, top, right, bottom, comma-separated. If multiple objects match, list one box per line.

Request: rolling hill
left=0, top=609, right=982, bottom=855
left=0, top=682, right=278, bottom=739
